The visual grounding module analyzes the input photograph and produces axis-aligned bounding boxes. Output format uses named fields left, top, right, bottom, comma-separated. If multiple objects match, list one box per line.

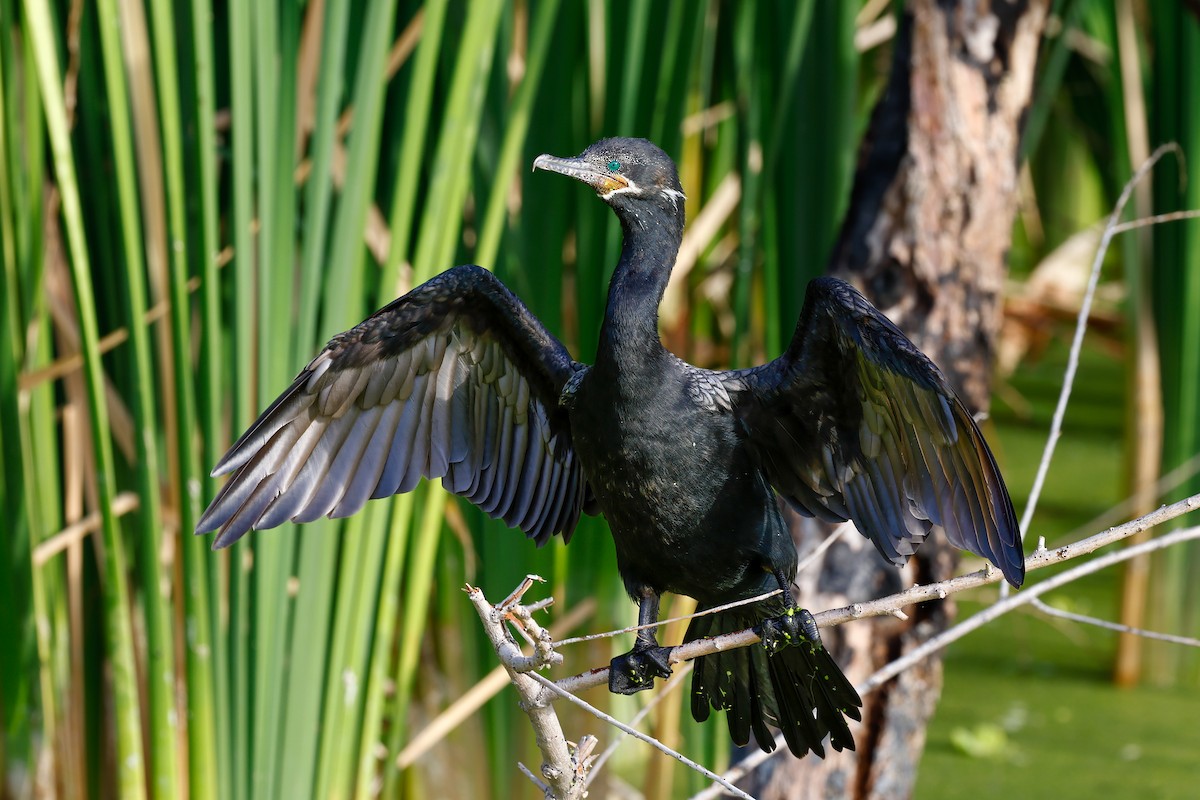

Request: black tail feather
left=746, top=652, right=775, bottom=749
left=728, top=646, right=752, bottom=745
left=686, top=602, right=862, bottom=758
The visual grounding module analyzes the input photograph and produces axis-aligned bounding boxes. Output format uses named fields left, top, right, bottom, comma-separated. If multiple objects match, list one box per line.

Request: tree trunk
left=741, top=1, right=1048, bottom=797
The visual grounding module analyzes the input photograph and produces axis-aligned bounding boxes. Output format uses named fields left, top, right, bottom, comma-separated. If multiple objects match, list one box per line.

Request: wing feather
left=372, top=385, right=422, bottom=499
left=501, top=412, right=538, bottom=524
left=506, top=429, right=544, bottom=527
left=547, top=458, right=572, bottom=536
left=482, top=402, right=516, bottom=512
left=726, top=277, right=1025, bottom=587
left=334, top=401, right=402, bottom=517
left=204, top=421, right=307, bottom=536
left=396, top=374, right=431, bottom=495
left=536, top=457, right=568, bottom=542
left=293, top=413, right=363, bottom=523
left=255, top=418, right=334, bottom=529
left=198, top=265, right=588, bottom=547
left=331, top=405, right=392, bottom=518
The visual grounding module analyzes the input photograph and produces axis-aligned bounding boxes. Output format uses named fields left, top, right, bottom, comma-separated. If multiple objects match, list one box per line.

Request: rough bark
left=741, top=1, right=1048, bottom=797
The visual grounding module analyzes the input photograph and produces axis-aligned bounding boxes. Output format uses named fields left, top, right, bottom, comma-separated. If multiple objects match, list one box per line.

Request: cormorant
left=197, top=137, right=1024, bottom=759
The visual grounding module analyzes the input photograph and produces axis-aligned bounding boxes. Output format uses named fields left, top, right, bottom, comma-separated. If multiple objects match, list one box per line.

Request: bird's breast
left=568, top=367, right=788, bottom=600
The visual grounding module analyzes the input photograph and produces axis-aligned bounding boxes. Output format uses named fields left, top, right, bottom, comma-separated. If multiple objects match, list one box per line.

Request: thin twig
left=1014, top=143, right=1182, bottom=556
left=1030, top=597, right=1200, bottom=648
left=691, top=752, right=769, bottom=800
left=572, top=736, right=600, bottom=785
left=528, top=672, right=754, bottom=800
left=859, top=524, right=1200, bottom=693
left=585, top=663, right=694, bottom=788
left=555, top=589, right=780, bottom=648
left=1058, top=450, right=1200, bottom=544
left=1110, top=208, right=1200, bottom=234
left=517, top=761, right=552, bottom=794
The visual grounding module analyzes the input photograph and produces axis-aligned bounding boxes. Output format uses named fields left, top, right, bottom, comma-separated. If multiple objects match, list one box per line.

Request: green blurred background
left=1, top=1, right=1198, bottom=798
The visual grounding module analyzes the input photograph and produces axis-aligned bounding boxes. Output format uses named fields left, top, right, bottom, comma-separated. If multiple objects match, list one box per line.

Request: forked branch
left=465, top=577, right=591, bottom=799
left=471, top=491, right=1199, bottom=798
left=552, top=490, right=1200, bottom=698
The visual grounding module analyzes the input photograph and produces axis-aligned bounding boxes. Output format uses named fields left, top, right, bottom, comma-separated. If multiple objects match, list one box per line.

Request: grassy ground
left=916, top=335, right=1200, bottom=799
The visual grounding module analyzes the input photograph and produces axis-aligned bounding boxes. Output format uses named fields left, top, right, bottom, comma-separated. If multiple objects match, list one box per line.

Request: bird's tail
left=685, top=601, right=862, bottom=758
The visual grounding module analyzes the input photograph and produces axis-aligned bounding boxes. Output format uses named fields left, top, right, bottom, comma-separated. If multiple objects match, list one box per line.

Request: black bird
left=197, top=137, right=1024, bottom=759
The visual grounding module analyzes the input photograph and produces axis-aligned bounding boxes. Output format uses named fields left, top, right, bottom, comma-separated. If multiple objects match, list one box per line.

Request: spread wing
left=725, top=277, right=1024, bottom=587
left=197, top=265, right=587, bottom=548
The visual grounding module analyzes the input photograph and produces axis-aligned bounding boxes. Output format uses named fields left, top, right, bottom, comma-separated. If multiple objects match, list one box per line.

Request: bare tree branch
left=1111, top=208, right=1200, bottom=234
left=584, top=664, right=694, bottom=788
left=1015, top=143, right=1183, bottom=554
left=529, top=672, right=753, bottom=800
left=1030, top=597, right=1200, bottom=648
left=394, top=599, right=595, bottom=770
left=468, top=579, right=749, bottom=800
left=465, top=580, right=589, bottom=800
left=554, top=589, right=781, bottom=647
left=469, top=491, right=1199, bottom=799
left=552, top=490, right=1200, bottom=698
left=859, top=523, right=1200, bottom=694
left=693, top=522, right=1200, bottom=798
left=1058, top=451, right=1200, bottom=544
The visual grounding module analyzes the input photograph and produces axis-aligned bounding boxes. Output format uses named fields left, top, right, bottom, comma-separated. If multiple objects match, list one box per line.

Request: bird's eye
left=607, top=159, right=621, bottom=172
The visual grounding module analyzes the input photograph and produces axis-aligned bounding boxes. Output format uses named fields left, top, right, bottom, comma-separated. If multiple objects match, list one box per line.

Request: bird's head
left=533, top=138, right=685, bottom=213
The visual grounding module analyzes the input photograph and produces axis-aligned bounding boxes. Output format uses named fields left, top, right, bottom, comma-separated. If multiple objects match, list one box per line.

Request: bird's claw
left=608, top=645, right=673, bottom=695
left=757, top=607, right=822, bottom=656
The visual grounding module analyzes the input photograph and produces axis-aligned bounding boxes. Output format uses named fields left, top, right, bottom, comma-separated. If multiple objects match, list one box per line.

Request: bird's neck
left=597, top=204, right=684, bottom=363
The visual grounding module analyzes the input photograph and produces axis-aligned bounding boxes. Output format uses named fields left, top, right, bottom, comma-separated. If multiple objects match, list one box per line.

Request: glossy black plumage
left=728, top=277, right=1025, bottom=586
left=198, top=137, right=1025, bottom=758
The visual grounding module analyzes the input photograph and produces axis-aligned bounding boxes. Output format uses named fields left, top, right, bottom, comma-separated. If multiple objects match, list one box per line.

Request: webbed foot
left=756, top=607, right=822, bottom=656
left=608, top=644, right=673, bottom=695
